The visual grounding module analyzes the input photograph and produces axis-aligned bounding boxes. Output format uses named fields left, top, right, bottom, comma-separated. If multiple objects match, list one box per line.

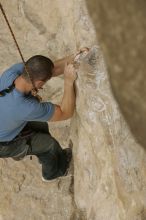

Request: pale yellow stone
left=0, top=1, right=146, bottom=220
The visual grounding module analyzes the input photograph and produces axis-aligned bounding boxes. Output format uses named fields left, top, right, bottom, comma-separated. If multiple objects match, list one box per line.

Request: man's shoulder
left=1, top=63, right=24, bottom=78
left=0, top=63, right=24, bottom=91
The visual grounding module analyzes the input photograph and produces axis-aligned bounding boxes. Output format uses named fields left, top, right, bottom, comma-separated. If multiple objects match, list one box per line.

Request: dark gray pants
left=0, top=122, right=68, bottom=180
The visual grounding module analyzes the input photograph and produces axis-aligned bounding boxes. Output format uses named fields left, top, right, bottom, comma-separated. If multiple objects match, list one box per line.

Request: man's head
left=22, top=55, right=54, bottom=90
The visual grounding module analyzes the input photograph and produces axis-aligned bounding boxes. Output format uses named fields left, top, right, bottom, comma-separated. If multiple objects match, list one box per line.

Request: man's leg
left=0, top=138, right=29, bottom=159
left=24, top=121, right=49, bottom=134
left=26, top=122, right=71, bottom=180
left=0, top=121, right=71, bottom=180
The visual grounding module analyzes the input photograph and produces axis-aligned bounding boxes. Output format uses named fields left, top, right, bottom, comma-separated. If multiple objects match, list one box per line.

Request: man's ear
left=35, top=80, right=44, bottom=87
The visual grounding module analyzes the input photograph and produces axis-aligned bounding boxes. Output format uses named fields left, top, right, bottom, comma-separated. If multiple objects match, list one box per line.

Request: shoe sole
left=42, top=174, right=73, bottom=183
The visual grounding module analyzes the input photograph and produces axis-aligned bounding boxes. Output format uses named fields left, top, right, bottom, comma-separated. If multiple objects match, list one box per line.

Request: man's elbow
left=49, top=105, right=74, bottom=122
left=64, top=112, right=74, bottom=120
left=58, top=110, right=74, bottom=120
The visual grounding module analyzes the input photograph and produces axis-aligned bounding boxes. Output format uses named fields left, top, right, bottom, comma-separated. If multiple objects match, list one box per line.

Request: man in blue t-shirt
left=0, top=53, right=77, bottom=181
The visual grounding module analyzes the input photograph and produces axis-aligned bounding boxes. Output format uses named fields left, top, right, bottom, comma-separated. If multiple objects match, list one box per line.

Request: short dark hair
left=22, top=55, right=54, bottom=82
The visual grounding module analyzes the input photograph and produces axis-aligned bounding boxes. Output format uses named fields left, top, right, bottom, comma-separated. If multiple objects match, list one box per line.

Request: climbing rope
left=0, top=2, right=41, bottom=100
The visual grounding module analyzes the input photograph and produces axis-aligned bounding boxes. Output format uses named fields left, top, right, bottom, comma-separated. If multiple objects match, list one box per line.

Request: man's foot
left=41, top=148, right=72, bottom=182
left=41, top=176, right=60, bottom=183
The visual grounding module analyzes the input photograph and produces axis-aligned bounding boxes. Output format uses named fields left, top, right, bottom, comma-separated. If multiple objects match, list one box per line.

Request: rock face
left=86, top=0, right=146, bottom=149
left=71, top=46, right=146, bottom=220
left=0, top=0, right=96, bottom=219
left=0, top=1, right=146, bottom=220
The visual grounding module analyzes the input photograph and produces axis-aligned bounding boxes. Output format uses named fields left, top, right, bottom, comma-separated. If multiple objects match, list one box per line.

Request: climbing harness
left=0, top=83, right=15, bottom=97
left=0, top=2, right=42, bottom=101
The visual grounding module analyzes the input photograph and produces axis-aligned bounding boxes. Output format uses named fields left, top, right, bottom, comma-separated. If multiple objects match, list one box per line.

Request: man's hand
left=50, top=63, right=76, bottom=122
left=74, top=47, right=90, bottom=61
left=53, top=47, right=89, bottom=77
left=64, top=63, right=77, bottom=84
left=70, top=47, right=90, bottom=64
left=75, top=47, right=90, bottom=56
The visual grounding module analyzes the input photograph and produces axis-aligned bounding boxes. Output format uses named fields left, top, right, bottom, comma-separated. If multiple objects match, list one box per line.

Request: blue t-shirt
left=0, top=63, right=55, bottom=142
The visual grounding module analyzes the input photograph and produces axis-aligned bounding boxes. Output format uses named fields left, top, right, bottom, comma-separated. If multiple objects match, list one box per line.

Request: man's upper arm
left=24, top=97, right=70, bottom=122
left=24, top=100, right=55, bottom=122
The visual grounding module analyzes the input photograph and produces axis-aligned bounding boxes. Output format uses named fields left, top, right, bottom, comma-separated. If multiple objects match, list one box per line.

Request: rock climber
left=0, top=48, right=89, bottom=181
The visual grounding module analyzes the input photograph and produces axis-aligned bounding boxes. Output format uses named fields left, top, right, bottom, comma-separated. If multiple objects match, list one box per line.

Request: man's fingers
left=79, top=47, right=90, bottom=53
left=76, top=47, right=90, bottom=56
left=74, top=47, right=90, bottom=61
left=64, top=63, right=75, bottom=74
left=64, top=63, right=77, bottom=82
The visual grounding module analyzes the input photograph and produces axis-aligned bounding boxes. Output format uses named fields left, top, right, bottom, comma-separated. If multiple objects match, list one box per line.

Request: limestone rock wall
left=71, top=46, right=146, bottom=220
left=0, top=0, right=96, bottom=219
left=86, top=0, right=146, bottom=149
left=0, top=0, right=96, bottom=71
left=0, top=1, right=146, bottom=220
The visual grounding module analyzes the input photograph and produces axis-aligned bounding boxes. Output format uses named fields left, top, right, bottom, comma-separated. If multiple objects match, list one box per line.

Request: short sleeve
left=0, top=63, right=24, bottom=91
left=25, top=101, right=55, bottom=122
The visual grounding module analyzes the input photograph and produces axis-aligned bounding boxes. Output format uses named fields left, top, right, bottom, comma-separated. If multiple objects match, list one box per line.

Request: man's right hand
left=49, top=64, right=76, bottom=122
left=64, top=63, right=77, bottom=84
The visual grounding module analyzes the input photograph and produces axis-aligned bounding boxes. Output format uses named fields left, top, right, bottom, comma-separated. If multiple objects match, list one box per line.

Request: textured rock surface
left=71, top=46, right=146, bottom=220
left=0, top=0, right=96, bottom=219
left=86, top=0, right=146, bottom=148
left=1, top=1, right=146, bottom=220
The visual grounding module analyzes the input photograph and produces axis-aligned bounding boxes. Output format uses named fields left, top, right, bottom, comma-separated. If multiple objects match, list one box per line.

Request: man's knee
left=30, top=132, right=61, bottom=155
left=27, top=121, right=49, bottom=134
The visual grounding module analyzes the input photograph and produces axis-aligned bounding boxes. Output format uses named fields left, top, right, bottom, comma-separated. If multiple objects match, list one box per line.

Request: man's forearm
left=53, top=55, right=74, bottom=77
left=53, top=48, right=89, bottom=77
left=60, top=81, right=76, bottom=118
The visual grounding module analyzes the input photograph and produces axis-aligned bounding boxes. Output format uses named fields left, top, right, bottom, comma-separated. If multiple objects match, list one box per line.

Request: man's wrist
left=64, top=80, right=74, bottom=87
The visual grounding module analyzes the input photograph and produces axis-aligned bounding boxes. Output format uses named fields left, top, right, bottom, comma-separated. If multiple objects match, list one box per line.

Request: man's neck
left=14, top=76, right=31, bottom=94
